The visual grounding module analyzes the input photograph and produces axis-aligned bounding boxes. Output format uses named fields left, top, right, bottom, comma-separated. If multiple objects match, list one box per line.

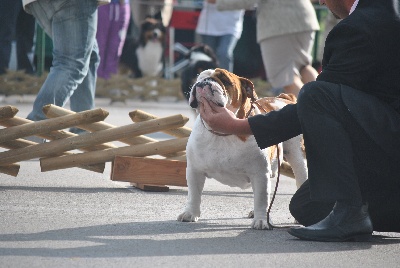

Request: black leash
left=266, top=145, right=302, bottom=229
left=266, top=144, right=280, bottom=229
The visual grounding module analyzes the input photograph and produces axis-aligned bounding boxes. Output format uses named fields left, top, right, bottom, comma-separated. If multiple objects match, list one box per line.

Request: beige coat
left=216, top=0, right=320, bottom=43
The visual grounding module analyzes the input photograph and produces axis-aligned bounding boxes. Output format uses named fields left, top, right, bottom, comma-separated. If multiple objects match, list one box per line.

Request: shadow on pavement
left=0, top=220, right=397, bottom=258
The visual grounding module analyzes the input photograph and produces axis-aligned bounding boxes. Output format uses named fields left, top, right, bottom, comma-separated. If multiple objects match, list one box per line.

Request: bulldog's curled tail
left=276, top=93, right=297, bottom=103
left=252, top=93, right=297, bottom=115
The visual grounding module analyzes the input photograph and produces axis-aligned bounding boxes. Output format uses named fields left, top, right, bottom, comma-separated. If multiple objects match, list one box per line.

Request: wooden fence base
left=110, top=156, right=187, bottom=191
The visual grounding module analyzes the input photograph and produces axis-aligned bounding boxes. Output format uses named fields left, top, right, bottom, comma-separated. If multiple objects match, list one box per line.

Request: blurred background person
left=23, top=0, right=110, bottom=136
left=215, top=0, right=320, bottom=96
left=195, top=0, right=244, bottom=72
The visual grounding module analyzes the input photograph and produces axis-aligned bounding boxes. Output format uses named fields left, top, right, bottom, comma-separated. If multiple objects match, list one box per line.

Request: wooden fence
left=0, top=105, right=191, bottom=189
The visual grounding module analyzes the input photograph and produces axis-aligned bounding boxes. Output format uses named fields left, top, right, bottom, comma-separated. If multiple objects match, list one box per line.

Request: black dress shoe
left=288, top=202, right=373, bottom=242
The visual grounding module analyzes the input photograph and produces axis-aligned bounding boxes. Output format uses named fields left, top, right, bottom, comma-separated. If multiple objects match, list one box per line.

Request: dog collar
left=200, top=117, right=232, bottom=137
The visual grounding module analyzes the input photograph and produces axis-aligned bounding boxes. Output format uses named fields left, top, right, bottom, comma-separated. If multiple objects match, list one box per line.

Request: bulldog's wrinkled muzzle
left=190, top=78, right=225, bottom=108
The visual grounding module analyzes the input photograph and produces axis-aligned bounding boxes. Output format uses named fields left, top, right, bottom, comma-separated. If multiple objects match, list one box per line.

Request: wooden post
left=0, top=164, right=20, bottom=177
left=0, top=108, right=109, bottom=143
left=0, top=138, right=104, bottom=174
left=0, top=143, right=105, bottom=175
left=42, top=104, right=159, bottom=145
left=0, top=116, right=116, bottom=150
left=129, top=110, right=192, bottom=138
left=0, top=138, right=36, bottom=149
left=129, top=109, right=190, bottom=159
left=0, top=106, right=19, bottom=121
left=43, top=104, right=117, bottom=132
left=0, top=114, right=188, bottom=166
left=41, top=137, right=189, bottom=172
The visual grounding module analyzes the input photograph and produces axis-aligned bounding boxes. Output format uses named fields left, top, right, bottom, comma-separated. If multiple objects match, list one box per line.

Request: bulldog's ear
left=236, top=77, right=256, bottom=120
left=240, top=78, right=257, bottom=101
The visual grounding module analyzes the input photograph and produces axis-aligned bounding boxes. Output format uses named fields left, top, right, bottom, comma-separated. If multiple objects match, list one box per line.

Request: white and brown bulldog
left=177, top=68, right=308, bottom=230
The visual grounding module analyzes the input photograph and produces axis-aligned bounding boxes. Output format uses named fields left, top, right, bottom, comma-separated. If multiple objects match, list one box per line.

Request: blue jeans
left=25, top=0, right=99, bottom=133
left=200, top=34, right=238, bottom=72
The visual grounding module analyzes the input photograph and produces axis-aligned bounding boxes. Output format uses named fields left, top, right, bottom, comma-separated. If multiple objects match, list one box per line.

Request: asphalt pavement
left=0, top=95, right=399, bottom=268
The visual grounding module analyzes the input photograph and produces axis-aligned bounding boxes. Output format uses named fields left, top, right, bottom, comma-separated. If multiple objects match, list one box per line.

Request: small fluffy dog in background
left=119, top=17, right=166, bottom=78
left=180, top=44, right=218, bottom=101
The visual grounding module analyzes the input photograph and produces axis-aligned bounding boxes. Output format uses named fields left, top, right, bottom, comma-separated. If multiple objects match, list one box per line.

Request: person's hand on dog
left=199, top=97, right=253, bottom=135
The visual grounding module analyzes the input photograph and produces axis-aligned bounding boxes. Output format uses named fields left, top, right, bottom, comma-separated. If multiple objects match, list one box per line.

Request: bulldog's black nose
left=195, top=80, right=212, bottom=89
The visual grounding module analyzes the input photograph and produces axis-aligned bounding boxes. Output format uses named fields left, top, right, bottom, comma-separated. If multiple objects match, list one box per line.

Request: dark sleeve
left=248, top=104, right=302, bottom=149
left=317, top=22, right=377, bottom=92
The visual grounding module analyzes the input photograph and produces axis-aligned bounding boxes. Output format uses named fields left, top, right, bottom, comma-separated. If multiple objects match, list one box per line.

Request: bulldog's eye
left=221, top=80, right=233, bottom=87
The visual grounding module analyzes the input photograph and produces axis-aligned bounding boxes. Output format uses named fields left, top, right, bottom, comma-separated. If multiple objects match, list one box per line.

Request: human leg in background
left=283, top=31, right=318, bottom=96
left=96, top=1, right=131, bottom=79
left=282, top=75, right=305, bottom=97
left=200, top=34, right=238, bottom=72
left=260, top=31, right=318, bottom=97
left=25, top=0, right=99, bottom=127
left=282, top=64, right=319, bottom=97
left=0, top=0, right=22, bottom=74
left=69, top=41, right=100, bottom=135
left=96, top=4, right=112, bottom=79
left=288, top=81, right=374, bottom=241
left=215, top=34, right=239, bottom=72
left=199, top=34, right=218, bottom=62
left=300, top=64, right=318, bottom=84
left=16, top=7, right=36, bottom=74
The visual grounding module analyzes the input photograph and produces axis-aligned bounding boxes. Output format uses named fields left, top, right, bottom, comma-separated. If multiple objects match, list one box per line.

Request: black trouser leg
left=0, top=0, right=21, bottom=74
left=16, top=8, right=35, bottom=74
left=289, top=179, right=334, bottom=227
left=296, top=81, right=362, bottom=203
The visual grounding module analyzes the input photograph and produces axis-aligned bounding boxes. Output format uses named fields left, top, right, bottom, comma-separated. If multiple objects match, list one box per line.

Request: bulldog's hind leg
left=177, top=168, right=206, bottom=222
left=282, top=135, right=308, bottom=188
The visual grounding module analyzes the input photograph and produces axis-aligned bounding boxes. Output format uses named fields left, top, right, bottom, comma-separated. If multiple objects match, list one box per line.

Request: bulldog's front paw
left=251, top=217, right=273, bottom=230
left=177, top=211, right=199, bottom=222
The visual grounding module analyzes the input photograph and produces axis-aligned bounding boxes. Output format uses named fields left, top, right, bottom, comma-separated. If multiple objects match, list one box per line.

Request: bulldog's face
left=188, top=69, right=257, bottom=119
left=189, top=69, right=227, bottom=110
